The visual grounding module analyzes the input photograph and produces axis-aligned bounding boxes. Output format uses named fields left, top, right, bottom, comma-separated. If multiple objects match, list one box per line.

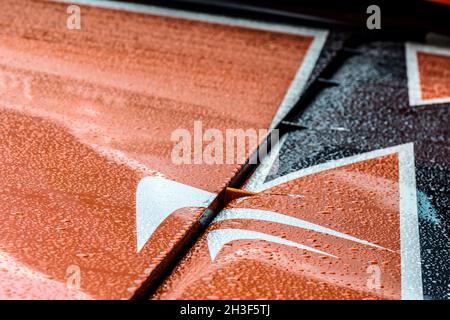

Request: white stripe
left=214, top=208, right=390, bottom=251
left=55, top=0, right=326, bottom=37
left=207, top=228, right=337, bottom=261
left=242, top=142, right=423, bottom=299
left=136, top=177, right=215, bottom=252
left=398, top=143, right=423, bottom=300
left=406, top=42, right=423, bottom=106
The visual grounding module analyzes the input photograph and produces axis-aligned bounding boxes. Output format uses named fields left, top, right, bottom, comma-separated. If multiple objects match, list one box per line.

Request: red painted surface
left=0, top=0, right=316, bottom=299
left=417, top=52, right=450, bottom=100
left=154, top=153, right=404, bottom=300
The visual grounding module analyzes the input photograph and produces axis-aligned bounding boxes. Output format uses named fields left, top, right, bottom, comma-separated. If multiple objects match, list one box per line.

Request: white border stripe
left=244, top=133, right=288, bottom=191
left=55, top=0, right=327, bottom=128
left=136, top=177, right=215, bottom=252
left=56, top=0, right=326, bottom=36
left=398, top=143, right=423, bottom=300
left=406, top=42, right=450, bottom=106
left=249, top=143, right=415, bottom=192
left=269, top=32, right=327, bottom=127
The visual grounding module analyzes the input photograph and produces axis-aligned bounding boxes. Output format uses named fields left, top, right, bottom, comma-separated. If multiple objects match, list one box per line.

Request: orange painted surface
left=427, top=0, right=450, bottom=6
left=0, top=0, right=316, bottom=299
left=154, top=154, right=403, bottom=300
left=417, top=52, right=450, bottom=100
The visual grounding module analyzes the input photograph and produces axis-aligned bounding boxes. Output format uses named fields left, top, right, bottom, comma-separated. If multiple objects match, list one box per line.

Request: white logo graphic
left=136, top=177, right=215, bottom=252
left=205, top=141, right=422, bottom=300
left=366, top=5, right=381, bottom=30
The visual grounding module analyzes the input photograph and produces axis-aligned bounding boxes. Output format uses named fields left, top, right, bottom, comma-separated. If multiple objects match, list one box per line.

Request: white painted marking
left=136, top=177, right=215, bottom=252
left=406, top=42, right=450, bottom=106
left=55, top=0, right=325, bottom=36
left=398, top=143, right=423, bottom=300
left=242, top=141, right=423, bottom=299
left=54, top=0, right=327, bottom=128
left=214, top=208, right=390, bottom=251
left=207, top=228, right=337, bottom=261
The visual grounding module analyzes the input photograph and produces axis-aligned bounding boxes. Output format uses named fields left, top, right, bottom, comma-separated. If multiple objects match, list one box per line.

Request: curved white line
left=207, top=228, right=337, bottom=261
left=397, top=143, right=422, bottom=300
left=136, top=177, right=215, bottom=252
left=214, top=208, right=391, bottom=251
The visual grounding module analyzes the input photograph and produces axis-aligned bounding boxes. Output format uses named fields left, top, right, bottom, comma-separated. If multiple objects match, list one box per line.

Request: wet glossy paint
left=406, top=43, right=450, bottom=105
left=0, top=0, right=326, bottom=299
left=153, top=142, right=422, bottom=300
left=154, top=36, right=450, bottom=300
